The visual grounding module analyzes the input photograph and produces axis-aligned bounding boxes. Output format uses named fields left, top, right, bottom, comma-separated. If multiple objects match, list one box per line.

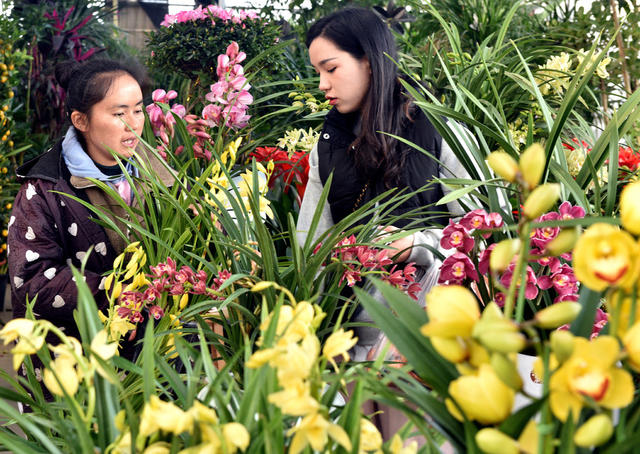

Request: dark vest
left=317, top=107, right=450, bottom=229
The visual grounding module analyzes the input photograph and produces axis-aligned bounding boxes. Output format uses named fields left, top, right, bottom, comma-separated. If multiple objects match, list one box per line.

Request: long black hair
left=306, top=7, right=410, bottom=186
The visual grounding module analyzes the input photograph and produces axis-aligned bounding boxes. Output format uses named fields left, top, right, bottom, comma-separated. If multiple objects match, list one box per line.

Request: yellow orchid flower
left=90, top=330, right=119, bottom=379
left=389, top=434, right=418, bottom=454
left=421, top=285, right=480, bottom=339
left=139, top=395, right=194, bottom=438
left=0, top=318, right=36, bottom=344
left=287, top=412, right=351, bottom=454
left=109, top=313, right=136, bottom=339
left=548, top=335, right=633, bottom=422
left=267, top=379, right=319, bottom=416
left=323, top=328, right=358, bottom=369
left=573, top=223, right=640, bottom=292
left=142, top=442, right=171, bottom=454
left=187, top=400, right=219, bottom=425
left=359, top=418, right=382, bottom=453
left=43, top=357, right=80, bottom=397
left=273, top=335, right=320, bottom=388
left=221, top=422, right=250, bottom=453
left=445, top=363, right=515, bottom=424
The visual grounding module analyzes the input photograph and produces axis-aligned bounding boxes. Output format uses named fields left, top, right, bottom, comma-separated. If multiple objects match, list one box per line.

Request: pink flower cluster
left=160, top=5, right=258, bottom=27
left=202, top=42, right=253, bottom=129
left=315, top=235, right=421, bottom=300
left=438, top=209, right=504, bottom=284
left=439, top=203, right=584, bottom=304
left=146, top=89, right=186, bottom=159
left=116, top=257, right=231, bottom=329
left=146, top=90, right=216, bottom=161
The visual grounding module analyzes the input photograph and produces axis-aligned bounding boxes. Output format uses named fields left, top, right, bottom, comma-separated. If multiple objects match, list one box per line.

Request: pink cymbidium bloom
left=438, top=252, right=479, bottom=284
left=558, top=201, right=585, bottom=220
left=499, top=264, right=538, bottom=299
left=440, top=221, right=474, bottom=253
left=150, top=257, right=177, bottom=278
left=531, top=212, right=560, bottom=249
left=477, top=243, right=496, bottom=275
left=148, top=305, right=165, bottom=320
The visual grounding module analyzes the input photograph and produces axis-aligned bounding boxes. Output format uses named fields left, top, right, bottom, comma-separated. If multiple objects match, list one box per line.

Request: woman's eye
left=114, top=112, right=125, bottom=117
left=135, top=109, right=144, bottom=114
left=327, top=67, right=336, bottom=73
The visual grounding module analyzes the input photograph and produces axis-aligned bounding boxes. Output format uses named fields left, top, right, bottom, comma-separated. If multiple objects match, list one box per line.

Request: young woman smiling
left=298, top=8, right=476, bottom=361
left=7, top=58, right=174, bottom=372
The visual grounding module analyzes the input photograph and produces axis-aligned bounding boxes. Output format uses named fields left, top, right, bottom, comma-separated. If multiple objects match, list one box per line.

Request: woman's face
left=309, top=36, right=371, bottom=114
left=72, top=73, right=144, bottom=166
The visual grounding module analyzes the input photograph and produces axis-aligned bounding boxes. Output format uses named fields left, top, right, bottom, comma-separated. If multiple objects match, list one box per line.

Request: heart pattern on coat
left=68, top=223, right=78, bottom=236
left=25, top=250, right=39, bottom=262
left=95, top=242, right=107, bottom=256
left=25, top=226, right=36, bottom=240
left=13, top=276, right=23, bottom=288
left=44, top=267, right=56, bottom=280
left=76, top=251, right=86, bottom=262
left=26, top=183, right=37, bottom=200
left=52, top=295, right=65, bottom=308
left=8, top=216, right=15, bottom=228
left=60, top=199, right=66, bottom=207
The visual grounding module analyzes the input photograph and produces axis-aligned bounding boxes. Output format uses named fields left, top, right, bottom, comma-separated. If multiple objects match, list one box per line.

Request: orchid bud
left=475, top=428, right=519, bottom=454
left=523, top=183, right=561, bottom=219
left=620, top=180, right=640, bottom=235
left=550, top=329, right=575, bottom=363
left=519, top=143, right=545, bottom=189
left=477, top=331, right=526, bottom=354
left=489, top=239, right=520, bottom=272
left=545, top=228, right=579, bottom=256
left=490, top=353, right=522, bottom=390
left=430, top=336, right=469, bottom=363
left=534, top=302, right=581, bottom=329
left=487, top=151, right=519, bottom=183
left=574, top=414, right=614, bottom=447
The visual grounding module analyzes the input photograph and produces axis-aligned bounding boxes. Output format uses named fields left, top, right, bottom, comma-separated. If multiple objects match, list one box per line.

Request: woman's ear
left=70, top=111, right=88, bottom=132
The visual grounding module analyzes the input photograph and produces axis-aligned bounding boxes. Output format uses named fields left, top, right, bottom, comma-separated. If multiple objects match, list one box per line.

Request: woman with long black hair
left=297, top=7, right=475, bottom=361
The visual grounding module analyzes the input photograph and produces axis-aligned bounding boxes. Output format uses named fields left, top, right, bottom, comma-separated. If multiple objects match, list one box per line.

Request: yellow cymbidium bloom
left=548, top=335, right=633, bottom=422
left=273, top=335, right=320, bottom=388
left=139, top=395, right=194, bottom=438
left=389, top=434, right=418, bottom=454
left=445, top=363, right=515, bottom=425
left=287, top=412, right=351, bottom=454
left=142, top=442, right=171, bottom=454
left=43, top=356, right=80, bottom=397
left=573, top=223, right=640, bottom=292
left=421, top=285, right=480, bottom=339
left=221, top=422, right=250, bottom=453
left=267, top=379, right=318, bottom=416
left=323, top=328, right=357, bottom=369
left=359, top=418, right=382, bottom=453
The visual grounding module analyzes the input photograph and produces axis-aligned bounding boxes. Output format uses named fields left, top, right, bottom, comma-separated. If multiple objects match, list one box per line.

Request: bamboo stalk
left=609, top=0, right=632, bottom=95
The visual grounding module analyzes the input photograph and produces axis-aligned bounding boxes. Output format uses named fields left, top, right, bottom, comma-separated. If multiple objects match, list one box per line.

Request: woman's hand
left=379, top=226, right=414, bottom=263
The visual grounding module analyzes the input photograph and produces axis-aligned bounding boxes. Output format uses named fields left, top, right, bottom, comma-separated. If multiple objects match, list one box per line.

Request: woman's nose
left=318, top=73, right=330, bottom=91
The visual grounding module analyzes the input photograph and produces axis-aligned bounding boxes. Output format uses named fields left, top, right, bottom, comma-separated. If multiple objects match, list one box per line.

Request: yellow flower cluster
left=420, top=285, right=582, bottom=426
left=202, top=138, right=274, bottom=219
left=112, top=397, right=249, bottom=454
left=246, top=283, right=363, bottom=454
left=0, top=319, right=118, bottom=396
left=277, top=128, right=320, bottom=154
left=536, top=50, right=611, bottom=97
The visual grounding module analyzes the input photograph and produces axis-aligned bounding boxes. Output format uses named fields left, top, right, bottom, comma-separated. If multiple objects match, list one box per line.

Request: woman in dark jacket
left=297, top=8, right=476, bottom=360
left=7, top=58, right=173, bottom=354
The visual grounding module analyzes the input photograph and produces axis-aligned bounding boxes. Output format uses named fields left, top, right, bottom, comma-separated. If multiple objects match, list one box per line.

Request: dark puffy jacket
left=8, top=141, right=174, bottom=339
